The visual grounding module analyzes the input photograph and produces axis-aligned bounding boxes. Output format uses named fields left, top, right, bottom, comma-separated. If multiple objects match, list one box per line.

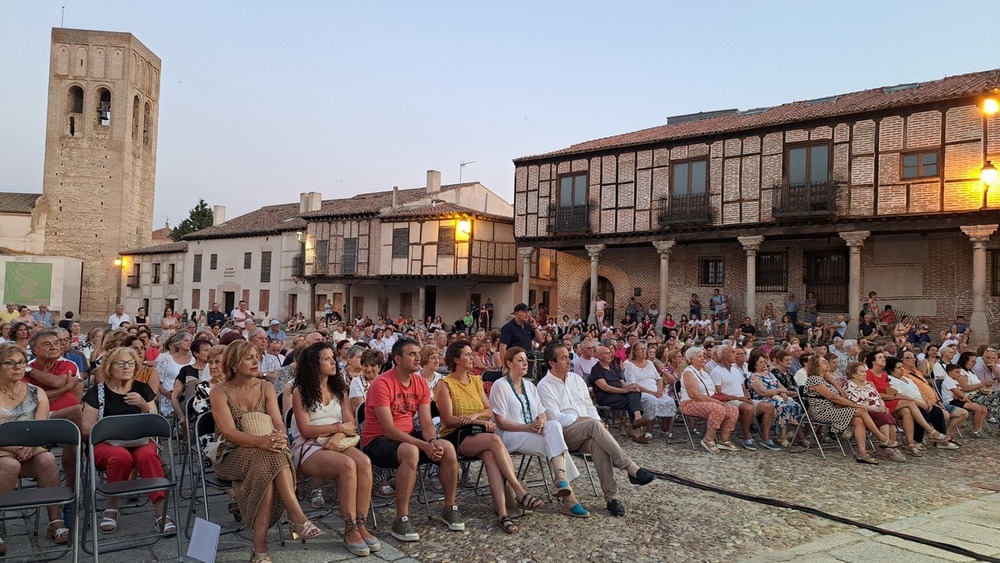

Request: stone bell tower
left=40, top=28, right=160, bottom=319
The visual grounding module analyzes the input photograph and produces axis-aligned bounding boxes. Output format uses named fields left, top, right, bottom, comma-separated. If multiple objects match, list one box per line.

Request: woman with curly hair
left=291, top=342, right=378, bottom=556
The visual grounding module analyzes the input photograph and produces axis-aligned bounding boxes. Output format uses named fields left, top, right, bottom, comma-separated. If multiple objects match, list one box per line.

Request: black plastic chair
left=83, top=413, right=183, bottom=561
left=183, top=410, right=247, bottom=540
left=0, top=419, right=81, bottom=563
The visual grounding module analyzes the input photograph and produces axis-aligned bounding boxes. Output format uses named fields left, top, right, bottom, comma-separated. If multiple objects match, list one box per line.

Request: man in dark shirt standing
left=498, top=303, right=543, bottom=356
left=206, top=302, right=227, bottom=327
left=590, top=346, right=651, bottom=444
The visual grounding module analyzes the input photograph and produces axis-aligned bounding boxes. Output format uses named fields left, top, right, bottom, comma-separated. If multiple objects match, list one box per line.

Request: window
left=755, top=252, right=788, bottom=292
left=132, top=95, right=140, bottom=140
left=191, top=288, right=201, bottom=310
left=151, top=263, right=161, bottom=284
left=804, top=250, right=848, bottom=312
left=698, top=257, right=725, bottom=285
left=671, top=160, right=708, bottom=195
left=315, top=240, right=329, bottom=272
left=259, top=290, right=270, bottom=313
left=143, top=101, right=151, bottom=145
left=243, top=252, right=252, bottom=269
left=902, top=151, right=939, bottom=179
left=438, top=226, right=455, bottom=257
left=167, top=263, right=176, bottom=285
left=558, top=173, right=588, bottom=207
left=260, top=251, right=272, bottom=283
left=210, top=254, right=218, bottom=270
left=786, top=143, right=830, bottom=184
left=68, top=86, right=83, bottom=114
left=342, top=238, right=357, bottom=274
left=392, top=228, right=409, bottom=259
left=193, top=254, right=202, bottom=282
left=96, top=88, right=111, bottom=126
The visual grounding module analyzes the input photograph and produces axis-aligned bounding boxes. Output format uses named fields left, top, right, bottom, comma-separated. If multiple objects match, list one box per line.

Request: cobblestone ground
left=1, top=429, right=996, bottom=562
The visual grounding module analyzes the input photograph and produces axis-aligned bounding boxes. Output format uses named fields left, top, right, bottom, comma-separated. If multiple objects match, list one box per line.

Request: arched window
left=67, top=86, right=83, bottom=113
left=96, top=88, right=111, bottom=126
left=69, top=116, right=76, bottom=137
left=132, top=95, right=140, bottom=140
left=143, top=102, right=151, bottom=145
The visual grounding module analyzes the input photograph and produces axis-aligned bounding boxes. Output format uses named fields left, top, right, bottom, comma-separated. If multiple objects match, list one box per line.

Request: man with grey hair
left=836, top=340, right=860, bottom=378
left=108, top=303, right=130, bottom=329
left=573, top=339, right=599, bottom=379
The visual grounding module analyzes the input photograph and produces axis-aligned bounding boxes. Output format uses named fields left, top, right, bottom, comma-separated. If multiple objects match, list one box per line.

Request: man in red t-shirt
left=361, top=338, right=461, bottom=542
left=25, top=328, right=83, bottom=488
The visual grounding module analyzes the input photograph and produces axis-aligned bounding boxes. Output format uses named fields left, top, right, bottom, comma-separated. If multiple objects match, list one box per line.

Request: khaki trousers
left=562, top=418, right=633, bottom=502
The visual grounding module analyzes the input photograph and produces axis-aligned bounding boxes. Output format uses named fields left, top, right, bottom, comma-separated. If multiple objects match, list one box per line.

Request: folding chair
left=786, top=372, right=845, bottom=459
left=183, top=410, right=246, bottom=540
left=0, top=419, right=81, bottom=563
left=284, top=407, right=333, bottom=521
left=670, top=380, right=704, bottom=450
left=82, top=413, right=183, bottom=561
left=354, top=403, right=394, bottom=530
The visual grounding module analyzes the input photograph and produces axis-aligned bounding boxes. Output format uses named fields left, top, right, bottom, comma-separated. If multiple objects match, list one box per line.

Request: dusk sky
left=2, top=1, right=997, bottom=229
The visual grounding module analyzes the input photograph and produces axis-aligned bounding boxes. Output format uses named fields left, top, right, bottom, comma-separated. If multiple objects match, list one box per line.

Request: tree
left=170, top=199, right=214, bottom=241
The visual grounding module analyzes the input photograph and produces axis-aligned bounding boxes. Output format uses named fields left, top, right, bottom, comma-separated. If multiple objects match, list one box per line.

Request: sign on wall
left=4, top=262, right=53, bottom=305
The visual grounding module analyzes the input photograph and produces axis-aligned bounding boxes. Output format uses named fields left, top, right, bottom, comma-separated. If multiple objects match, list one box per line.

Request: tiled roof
left=515, top=67, right=1000, bottom=162
left=121, top=241, right=189, bottom=255
left=380, top=202, right=513, bottom=223
left=0, top=192, right=42, bottom=214
left=184, top=203, right=304, bottom=240
left=303, top=182, right=479, bottom=218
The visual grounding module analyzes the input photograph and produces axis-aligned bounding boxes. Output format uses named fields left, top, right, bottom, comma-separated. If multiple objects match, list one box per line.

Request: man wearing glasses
left=23, top=328, right=84, bottom=492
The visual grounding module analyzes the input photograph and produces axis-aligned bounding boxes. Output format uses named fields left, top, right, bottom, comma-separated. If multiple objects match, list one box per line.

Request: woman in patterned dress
left=209, top=340, right=321, bottom=563
left=747, top=349, right=803, bottom=448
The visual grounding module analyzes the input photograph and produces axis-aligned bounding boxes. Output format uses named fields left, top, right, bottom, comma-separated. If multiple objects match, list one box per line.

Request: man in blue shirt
left=33, top=303, right=54, bottom=327
left=266, top=319, right=286, bottom=342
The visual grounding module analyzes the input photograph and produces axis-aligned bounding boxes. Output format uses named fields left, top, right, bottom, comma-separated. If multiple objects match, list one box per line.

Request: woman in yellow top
left=435, top=339, right=544, bottom=534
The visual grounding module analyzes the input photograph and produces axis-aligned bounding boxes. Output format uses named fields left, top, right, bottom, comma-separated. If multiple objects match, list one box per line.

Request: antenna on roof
left=459, top=160, right=476, bottom=183
left=60, top=6, right=65, bottom=27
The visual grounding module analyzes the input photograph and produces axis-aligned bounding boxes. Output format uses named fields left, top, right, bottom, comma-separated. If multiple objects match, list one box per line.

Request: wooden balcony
left=292, top=254, right=304, bottom=277
left=547, top=203, right=591, bottom=234
left=772, top=181, right=839, bottom=218
left=657, top=193, right=712, bottom=227
left=125, top=274, right=140, bottom=288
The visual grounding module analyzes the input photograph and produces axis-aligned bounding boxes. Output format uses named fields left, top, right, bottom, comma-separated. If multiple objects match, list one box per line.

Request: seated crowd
left=1, top=294, right=997, bottom=560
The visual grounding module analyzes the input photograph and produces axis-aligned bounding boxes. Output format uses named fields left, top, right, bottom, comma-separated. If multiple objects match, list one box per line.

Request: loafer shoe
left=628, top=467, right=655, bottom=486
left=607, top=499, right=626, bottom=517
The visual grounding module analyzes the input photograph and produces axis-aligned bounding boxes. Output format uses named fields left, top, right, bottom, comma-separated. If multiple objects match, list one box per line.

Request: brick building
left=513, top=68, right=1000, bottom=344
left=40, top=28, right=160, bottom=319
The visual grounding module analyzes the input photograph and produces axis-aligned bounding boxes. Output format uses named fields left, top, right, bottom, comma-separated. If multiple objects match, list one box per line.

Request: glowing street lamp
left=982, top=160, right=997, bottom=209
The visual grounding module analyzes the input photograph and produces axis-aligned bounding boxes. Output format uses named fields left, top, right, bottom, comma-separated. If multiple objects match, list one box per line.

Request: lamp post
left=982, top=160, right=997, bottom=209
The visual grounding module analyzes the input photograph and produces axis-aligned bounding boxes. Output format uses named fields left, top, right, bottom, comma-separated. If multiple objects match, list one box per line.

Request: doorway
left=352, top=296, right=365, bottom=318
left=804, top=250, right=848, bottom=313
left=424, top=286, right=436, bottom=320
left=581, top=276, right=615, bottom=326
left=223, top=292, right=235, bottom=315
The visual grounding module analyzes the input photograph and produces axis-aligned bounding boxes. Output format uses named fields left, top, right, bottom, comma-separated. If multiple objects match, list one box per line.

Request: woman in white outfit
left=622, top=342, right=676, bottom=433
left=489, top=347, right=590, bottom=518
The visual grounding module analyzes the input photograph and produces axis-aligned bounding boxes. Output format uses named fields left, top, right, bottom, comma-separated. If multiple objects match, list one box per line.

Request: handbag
left=314, top=432, right=360, bottom=452
left=240, top=411, right=275, bottom=436
left=98, top=383, right=151, bottom=448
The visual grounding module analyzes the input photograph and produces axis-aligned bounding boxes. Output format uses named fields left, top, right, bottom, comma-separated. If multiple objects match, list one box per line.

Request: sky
left=2, top=1, right=999, bottom=229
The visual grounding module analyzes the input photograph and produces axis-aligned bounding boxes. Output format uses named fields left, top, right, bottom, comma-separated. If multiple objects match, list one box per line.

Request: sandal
left=516, top=492, right=544, bottom=510
left=356, top=515, right=381, bottom=553
left=498, top=515, right=518, bottom=534
left=374, top=482, right=395, bottom=498
left=855, top=455, right=880, bottom=465
left=341, top=517, right=370, bottom=557
left=228, top=498, right=242, bottom=522
left=156, top=515, right=177, bottom=536
left=904, top=444, right=924, bottom=457
left=100, top=509, right=118, bottom=534
left=290, top=519, right=322, bottom=541
left=47, top=519, right=70, bottom=545
left=551, top=475, right=572, bottom=498
left=251, top=550, right=272, bottom=563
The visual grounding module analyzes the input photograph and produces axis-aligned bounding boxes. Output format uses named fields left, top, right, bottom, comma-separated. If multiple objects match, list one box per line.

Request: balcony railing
left=772, top=181, right=840, bottom=218
left=125, top=274, right=140, bottom=288
left=547, top=203, right=591, bottom=234
left=292, top=254, right=304, bottom=277
left=657, top=193, right=712, bottom=227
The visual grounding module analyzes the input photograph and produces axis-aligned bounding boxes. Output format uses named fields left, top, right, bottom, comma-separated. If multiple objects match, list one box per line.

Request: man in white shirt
left=572, top=339, right=599, bottom=379
left=536, top=343, right=654, bottom=518
left=709, top=344, right=776, bottom=451
left=231, top=300, right=253, bottom=329
left=108, top=304, right=130, bottom=329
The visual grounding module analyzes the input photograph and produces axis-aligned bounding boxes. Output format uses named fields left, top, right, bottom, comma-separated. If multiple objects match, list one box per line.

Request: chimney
left=392, top=186, right=399, bottom=210
left=299, top=192, right=322, bottom=213
left=213, top=205, right=226, bottom=226
left=426, top=169, right=441, bottom=194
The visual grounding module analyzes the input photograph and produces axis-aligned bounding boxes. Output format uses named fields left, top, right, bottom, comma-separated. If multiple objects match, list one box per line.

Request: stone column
left=962, top=225, right=999, bottom=346
left=653, top=240, right=676, bottom=333
left=418, top=286, right=426, bottom=321
left=584, top=244, right=606, bottom=326
left=839, top=231, right=871, bottom=339
left=518, top=247, right=535, bottom=306
left=738, top=236, right=764, bottom=321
